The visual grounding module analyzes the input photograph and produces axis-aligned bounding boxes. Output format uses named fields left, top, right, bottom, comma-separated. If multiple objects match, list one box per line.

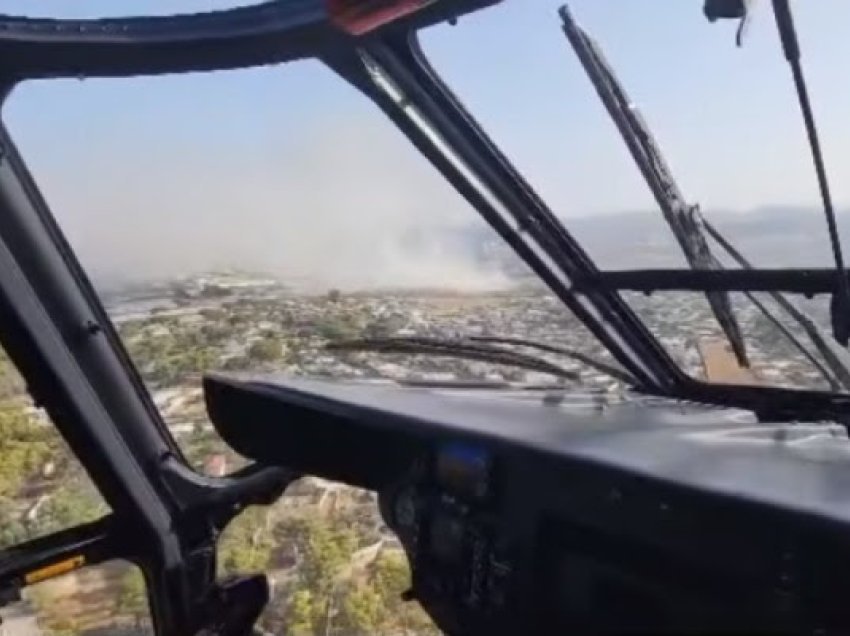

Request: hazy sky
left=0, top=0, right=847, bottom=284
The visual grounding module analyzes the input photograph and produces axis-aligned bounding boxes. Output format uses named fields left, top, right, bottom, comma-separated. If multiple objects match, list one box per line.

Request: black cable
left=772, top=0, right=850, bottom=345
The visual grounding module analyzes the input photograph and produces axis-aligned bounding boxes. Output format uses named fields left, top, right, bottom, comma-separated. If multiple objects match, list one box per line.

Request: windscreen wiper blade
left=560, top=3, right=850, bottom=393
left=327, top=335, right=636, bottom=384
left=560, top=4, right=750, bottom=368
left=577, top=268, right=850, bottom=390
left=327, top=336, right=583, bottom=382
left=467, top=334, right=636, bottom=384
left=702, top=219, right=850, bottom=390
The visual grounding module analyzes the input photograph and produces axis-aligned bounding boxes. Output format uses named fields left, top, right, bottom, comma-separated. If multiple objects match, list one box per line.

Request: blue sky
left=0, top=0, right=847, bottom=282
left=4, top=0, right=850, bottom=213
left=420, top=0, right=850, bottom=215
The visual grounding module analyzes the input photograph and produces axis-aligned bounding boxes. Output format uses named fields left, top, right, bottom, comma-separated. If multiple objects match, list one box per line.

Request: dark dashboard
left=204, top=374, right=850, bottom=635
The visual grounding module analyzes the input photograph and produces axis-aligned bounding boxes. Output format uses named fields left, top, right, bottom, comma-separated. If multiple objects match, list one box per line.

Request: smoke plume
left=12, top=82, right=510, bottom=293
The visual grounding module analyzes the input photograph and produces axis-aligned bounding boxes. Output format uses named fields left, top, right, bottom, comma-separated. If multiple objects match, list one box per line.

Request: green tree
left=43, top=617, right=82, bottom=636
left=200, top=308, right=227, bottom=323
left=338, top=583, right=383, bottom=636
left=0, top=357, right=24, bottom=399
left=285, top=588, right=316, bottom=636
left=248, top=338, right=283, bottom=363
left=268, top=516, right=360, bottom=635
left=222, top=355, right=250, bottom=371
left=227, top=312, right=246, bottom=328
left=363, top=316, right=404, bottom=339
left=34, top=484, right=107, bottom=535
left=299, top=519, right=357, bottom=595
left=326, top=289, right=342, bottom=303
left=199, top=284, right=232, bottom=298
left=368, top=551, right=438, bottom=634
left=0, top=512, right=27, bottom=548
left=0, top=406, right=57, bottom=499
left=372, top=550, right=409, bottom=601
left=219, top=507, right=274, bottom=575
left=316, top=320, right=356, bottom=342
left=116, top=568, right=149, bottom=627
left=190, top=346, right=220, bottom=372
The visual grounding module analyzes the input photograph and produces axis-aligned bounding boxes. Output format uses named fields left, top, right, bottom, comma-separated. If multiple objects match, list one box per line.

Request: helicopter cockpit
left=0, top=1, right=849, bottom=634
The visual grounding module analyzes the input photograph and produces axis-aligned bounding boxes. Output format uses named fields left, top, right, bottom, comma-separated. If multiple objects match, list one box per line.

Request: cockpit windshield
left=419, top=0, right=850, bottom=394
left=4, top=0, right=850, bottom=418
left=4, top=55, right=632, bottom=487
left=2, top=1, right=850, bottom=633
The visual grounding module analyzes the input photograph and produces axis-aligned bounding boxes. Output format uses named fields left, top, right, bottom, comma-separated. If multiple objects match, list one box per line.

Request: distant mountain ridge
left=462, top=206, right=850, bottom=270
left=564, top=206, right=850, bottom=269
left=93, top=206, right=850, bottom=292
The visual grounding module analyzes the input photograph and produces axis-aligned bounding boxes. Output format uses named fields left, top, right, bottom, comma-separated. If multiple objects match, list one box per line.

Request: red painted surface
left=327, top=0, right=432, bottom=35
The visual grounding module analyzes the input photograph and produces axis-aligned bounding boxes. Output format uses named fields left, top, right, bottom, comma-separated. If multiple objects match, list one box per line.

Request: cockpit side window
left=2, top=559, right=154, bottom=634
left=0, top=345, right=107, bottom=549
left=0, top=344, right=155, bottom=633
left=3, top=61, right=613, bottom=634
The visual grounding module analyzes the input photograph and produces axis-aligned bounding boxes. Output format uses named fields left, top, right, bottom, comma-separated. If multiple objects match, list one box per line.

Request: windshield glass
left=5, top=61, right=625, bottom=392
left=4, top=56, right=627, bottom=633
left=0, top=346, right=108, bottom=550
left=3, top=0, right=850, bottom=631
left=419, top=0, right=850, bottom=393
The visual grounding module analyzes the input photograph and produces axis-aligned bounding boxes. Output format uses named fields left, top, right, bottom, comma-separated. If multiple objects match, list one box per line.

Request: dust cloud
left=20, top=103, right=512, bottom=294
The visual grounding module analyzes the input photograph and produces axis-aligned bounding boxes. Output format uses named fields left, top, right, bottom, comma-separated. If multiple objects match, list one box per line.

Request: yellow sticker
left=24, top=555, right=86, bottom=585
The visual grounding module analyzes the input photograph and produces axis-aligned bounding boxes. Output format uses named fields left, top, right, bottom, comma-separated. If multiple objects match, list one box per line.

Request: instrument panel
left=378, top=442, right=517, bottom=634
left=204, top=374, right=850, bottom=634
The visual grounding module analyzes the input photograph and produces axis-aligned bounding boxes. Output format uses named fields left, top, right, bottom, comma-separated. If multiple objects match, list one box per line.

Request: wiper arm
left=560, top=3, right=850, bottom=393
left=702, top=220, right=850, bottom=390
left=575, top=267, right=850, bottom=391
left=560, top=4, right=750, bottom=368
left=575, top=269, right=850, bottom=390
left=468, top=335, right=636, bottom=384
left=328, top=335, right=636, bottom=385
left=326, top=336, right=584, bottom=382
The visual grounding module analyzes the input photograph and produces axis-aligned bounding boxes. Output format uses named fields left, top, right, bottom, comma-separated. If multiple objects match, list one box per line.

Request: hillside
left=565, top=207, right=850, bottom=269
